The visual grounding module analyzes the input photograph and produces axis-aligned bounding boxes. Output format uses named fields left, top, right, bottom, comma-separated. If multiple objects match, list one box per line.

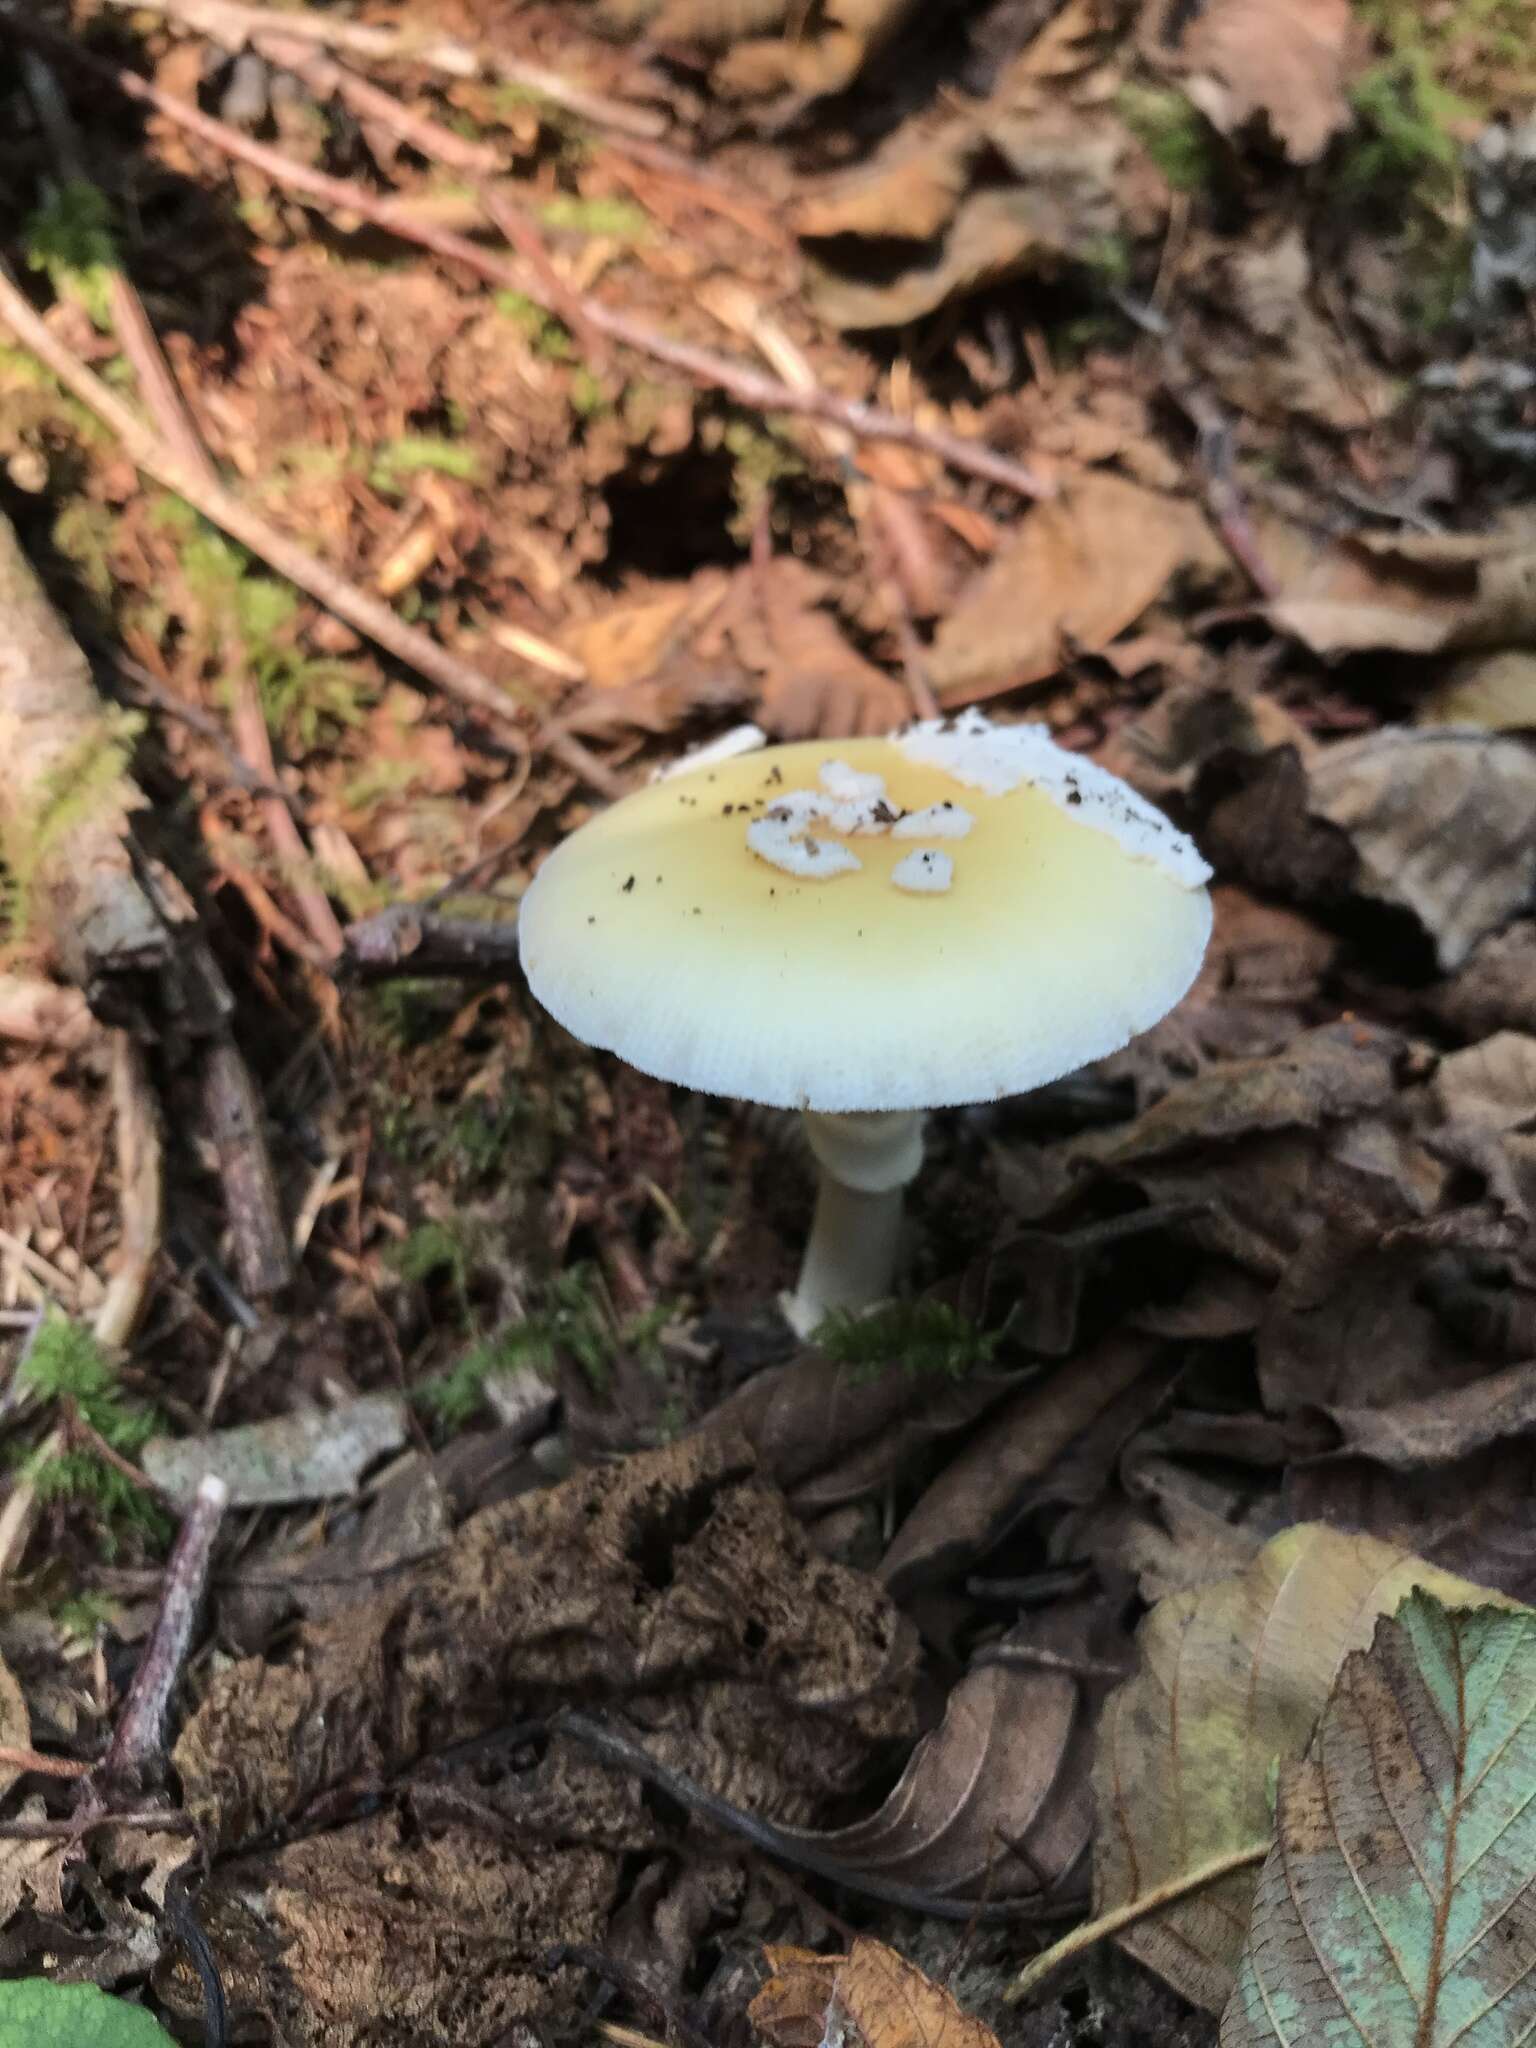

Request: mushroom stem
left=785, top=1109, right=924, bottom=1339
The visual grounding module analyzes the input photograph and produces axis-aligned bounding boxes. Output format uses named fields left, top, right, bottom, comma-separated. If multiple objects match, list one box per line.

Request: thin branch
left=0, top=1807, right=193, bottom=1841
left=13, top=17, right=1055, bottom=504
left=200, top=1032, right=293, bottom=1300
left=97, top=1473, right=229, bottom=1792
left=0, top=260, right=533, bottom=750
left=342, top=904, right=522, bottom=981
left=1005, top=1840, right=1271, bottom=2003
left=113, top=655, right=307, bottom=815
left=555, top=1710, right=1071, bottom=1924
left=0, top=1745, right=90, bottom=1780
left=104, top=0, right=670, bottom=139
left=251, top=32, right=505, bottom=175
left=21, top=50, right=217, bottom=486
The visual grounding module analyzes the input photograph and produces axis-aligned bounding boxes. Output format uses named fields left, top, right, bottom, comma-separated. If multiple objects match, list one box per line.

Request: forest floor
left=2, top=0, right=1536, bottom=2043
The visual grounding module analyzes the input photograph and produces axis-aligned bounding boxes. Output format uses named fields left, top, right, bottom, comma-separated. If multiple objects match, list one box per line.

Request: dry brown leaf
left=563, top=578, right=728, bottom=690
left=752, top=1946, right=840, bottom=2048
left=1304, top=727, right=1536, bottom=971
left=1197, top=231, right=1392, bottom=428
left=697, top=1348, right=1016, bottom=1513
left=1286, top=1440, right=1536, bottom=1605
left=1320, top=1357, right=1536, bottom=1474
left=0, top=1798, right=64, bottom=1930
left=0, top=1653, right=29, bottom=1807
left=1158, top=0, right=1360, bottom=162
left=1257, top=1208, right=1509, bottom=1417
left=1428, top=920, right=1536, bottom=1041
left=879, top=1332, right=1155, bottom=1597
left=728, top=560, right=908, bottom=737
left=1427, top=1031, right=1536, bottom=1214
left=794, top=133, right=977, bottom=243
left=805, top=114, right=1126, bottom=330
left=1094, top=1524, right=1520, bottom=2014
left=928, top=472, right=1220, bottom=704
left=779, top=1608, right=1103, bottom=1904
left=753, top=1939, right=1003, bottom=2048
left=1416, top=648, right=1536, bottom=730
left=1268, top=522, right=1536, bottom=656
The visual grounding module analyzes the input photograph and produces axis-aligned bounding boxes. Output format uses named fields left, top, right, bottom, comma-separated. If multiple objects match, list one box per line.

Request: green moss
left=0, top=342, right=61, bottom=391
left=369, top=434, right=484, bottom=491
left=1115, top=82, right=1221, bottom=191
left=1343, top=50, right=1473, bottom=193
left=51, top=500, right=118, bottom=605
left=723, top=415, right=805, bottom=535
left=23, top=180, right=118, bottom=332
left=415, top=1263, right=673, bottom=1425
left=164, top=511, right=372, bottom=752
left=1329, top=0, right=1521, bottom=330
left=392, top=1220, right=472, bottom=1296
left=53, top=1591, right=118, bottom=1644
left=494, top=290, right=579, bottom=362
left=21, top=1314, right=155, bottom=1449
left=816, top=1297, right=1005, bottom=1382
left=535, top=193, right=650, bottom=242
left=570, top=366, right=611, bottom=419
left=1078, top=233, right=1135, bottom=286
left=16, top=1314, right=168, bottom=1555
left=1, top=707, right=141, bottom=946
left=416, top=1321, right=555, bottom=1429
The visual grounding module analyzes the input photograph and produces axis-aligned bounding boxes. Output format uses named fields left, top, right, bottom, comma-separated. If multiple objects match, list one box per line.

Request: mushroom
left=518, top=711, right=1213, bottom=1337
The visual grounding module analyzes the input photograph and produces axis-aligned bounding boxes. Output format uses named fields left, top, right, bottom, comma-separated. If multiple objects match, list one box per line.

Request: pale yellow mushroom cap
left=518, top=714, right=1213, bottom=1113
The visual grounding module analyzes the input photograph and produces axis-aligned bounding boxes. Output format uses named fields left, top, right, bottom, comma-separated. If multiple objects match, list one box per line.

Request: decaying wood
left=342, top=904, right=523, bottom=981
left=0, top=513, right=171, bottom=1011
left=201, top=1034, right=293, bottom=1300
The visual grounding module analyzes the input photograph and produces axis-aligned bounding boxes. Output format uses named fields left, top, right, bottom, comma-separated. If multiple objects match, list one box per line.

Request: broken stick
left=97, top=1473, right=229, bottom=1793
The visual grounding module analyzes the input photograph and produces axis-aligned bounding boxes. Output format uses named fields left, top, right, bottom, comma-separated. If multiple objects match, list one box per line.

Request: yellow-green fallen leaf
left=1222, top=1593, right=1536, bottom=2046
left=1092, top=1524, right=1523, bottom=2013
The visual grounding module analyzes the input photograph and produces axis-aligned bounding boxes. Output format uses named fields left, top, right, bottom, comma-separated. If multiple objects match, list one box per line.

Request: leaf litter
left=4, top=0, right=1536, bottom=2041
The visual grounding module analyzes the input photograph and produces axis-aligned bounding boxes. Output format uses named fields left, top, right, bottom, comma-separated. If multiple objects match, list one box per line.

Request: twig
left=1005, top=1840, right=1271, bottom=2003
left=105, top=0, right=670, bottom=139
left=92, top=1034, right=164, bottom=1352
left=11, top=19, right=1055, bottom=504
left=66, top=1406, right=168, bottom=1504
left=251, top=31, right=504, bottom=175
left=342, top=904, right=522, bottom=981
left=200, top=1033, right=292, bottom=1301
left=0, top=1744, right=90, bottom=1779
left=0, top=261, right=533, bottom=746
left=543, top=726, right=626, bottom=799
left=556, top=1710, right=1067, bottom=1924
left=97, top=1473, right=229, bottom=1792
left=225, top=662, right=345, bottom=959
left=0, top=1807, right=193, bottom=1841
left=113, top=656, right=305, bottom=815
left=1111, top=290, right=1276, bottom=599
left=477, top=181, right=611, bottom=372
left=21, top=50, right=217, bottom=486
